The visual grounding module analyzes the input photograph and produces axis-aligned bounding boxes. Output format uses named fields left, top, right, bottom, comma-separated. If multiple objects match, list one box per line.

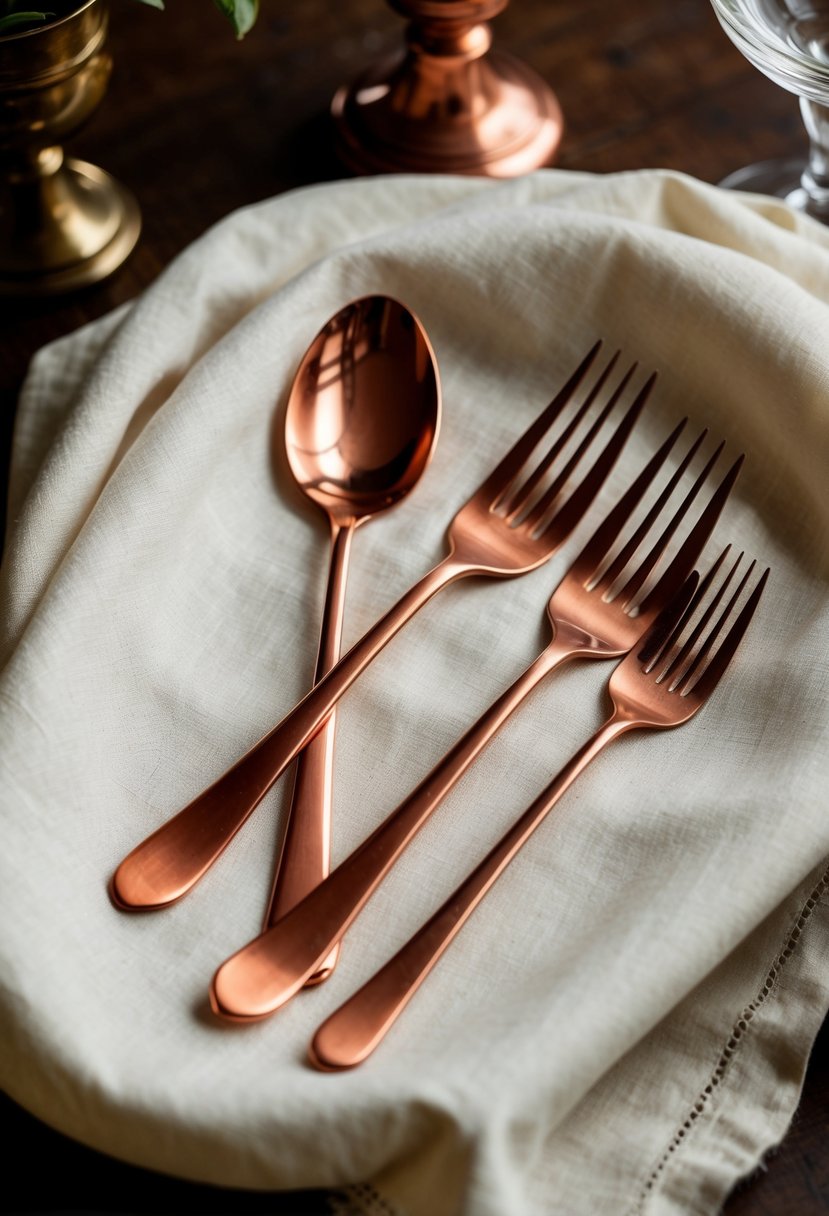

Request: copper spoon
left=267, top=296, right=441, bottom=985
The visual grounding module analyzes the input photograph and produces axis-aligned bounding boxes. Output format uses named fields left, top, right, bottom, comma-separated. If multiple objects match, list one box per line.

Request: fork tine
left=591, top=426, right=706, bottom=595
left=681, top=566, right=769, bottom=698
left=564, top=418, right=689, bottom=583
left=513, top=360, right=639, bottom=526
left=615, top=439, right=727, bottom=608
left=644, top=546, right=766, bottom=695
left=643, top=547, right=734, bottom=670
left=477, top=340, right=603, bottom=510
left=637, top=571, right=702, bottom=666
left=504, top=354, right=628, bottom=522
left=665, top=555, right=755, bottom=691
left=534, top=371, right=656, bottom=543
left=634, top=453, right=744, bottom=617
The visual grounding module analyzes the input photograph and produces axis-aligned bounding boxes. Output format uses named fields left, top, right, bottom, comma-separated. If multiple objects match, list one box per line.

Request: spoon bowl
left=285, top=296, right=439, bottom=524
left=267, top=296, right=440, bottom=981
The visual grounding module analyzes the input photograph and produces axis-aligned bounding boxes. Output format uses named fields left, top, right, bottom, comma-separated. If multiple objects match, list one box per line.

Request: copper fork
left=308, top=553, right=769, bottom=1069
left=111, top=343, right=651, bottom=911
left=208, top=432, right=742, bottom=1021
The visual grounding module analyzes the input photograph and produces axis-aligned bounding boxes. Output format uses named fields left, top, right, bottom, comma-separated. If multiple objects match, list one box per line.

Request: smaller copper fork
left=309, top=553, right=769, bottom=1069
left=208, top=433, right=742, bottom=1022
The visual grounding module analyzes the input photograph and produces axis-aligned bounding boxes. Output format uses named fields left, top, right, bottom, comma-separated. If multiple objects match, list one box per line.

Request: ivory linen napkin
left=1, top=169, right=828, bottom=1216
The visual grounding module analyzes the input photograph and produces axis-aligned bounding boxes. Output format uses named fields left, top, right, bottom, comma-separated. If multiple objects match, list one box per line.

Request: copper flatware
left=111, top=341, right=646, bottom=911
left=309, top=553, right=769, bottom=1068
left=208, top=430, right=742, bottom=1022
left=270, top=296, right=440, bottom=987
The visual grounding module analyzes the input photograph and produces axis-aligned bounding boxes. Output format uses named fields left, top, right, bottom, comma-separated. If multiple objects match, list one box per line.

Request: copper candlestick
left=332, top=0, right=563, bottom=177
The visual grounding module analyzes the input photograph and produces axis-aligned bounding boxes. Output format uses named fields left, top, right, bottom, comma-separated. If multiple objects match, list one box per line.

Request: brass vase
left=0, top=0, right=140, bottom=295
left=332, top=0, right=563, bottom=177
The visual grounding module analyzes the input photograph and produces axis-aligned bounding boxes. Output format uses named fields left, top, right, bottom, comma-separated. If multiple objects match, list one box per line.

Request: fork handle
left=309, top=713, right=633, bottom=1067
left=110, top=555, right=468, bottom=911
left=208, top=632, right=599, bottom=1021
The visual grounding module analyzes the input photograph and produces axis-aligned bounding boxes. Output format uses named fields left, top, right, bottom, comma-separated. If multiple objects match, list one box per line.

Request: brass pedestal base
left=0, top=156, right=141, bottom=296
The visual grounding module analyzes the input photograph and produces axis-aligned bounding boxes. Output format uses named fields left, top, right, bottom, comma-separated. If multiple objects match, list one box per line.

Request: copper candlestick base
left=332, top=0, right=563, bottom=178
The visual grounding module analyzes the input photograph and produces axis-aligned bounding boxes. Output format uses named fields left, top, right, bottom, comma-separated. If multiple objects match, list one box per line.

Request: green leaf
left=212, top=0, right=257, bottom=38
left=0, top=9, right=53, bottom=30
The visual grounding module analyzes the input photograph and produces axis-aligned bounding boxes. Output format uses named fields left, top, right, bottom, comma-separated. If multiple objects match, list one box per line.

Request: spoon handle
left=110, top=555, right=467, bottom=911
left=264, top=522, right=355, bottom=982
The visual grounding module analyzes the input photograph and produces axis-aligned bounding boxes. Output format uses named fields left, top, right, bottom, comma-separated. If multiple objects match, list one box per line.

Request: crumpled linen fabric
left=1, top=169, right=828, bottom=1216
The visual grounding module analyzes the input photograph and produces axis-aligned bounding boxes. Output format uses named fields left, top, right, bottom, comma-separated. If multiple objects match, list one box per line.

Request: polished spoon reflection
left=267, top=296, right=441, bottom=984
left=109, top=296, right=440, bottom=911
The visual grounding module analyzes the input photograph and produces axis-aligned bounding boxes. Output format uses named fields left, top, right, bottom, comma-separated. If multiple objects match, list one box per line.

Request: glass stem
left=798, top=96, right=829, bottom=219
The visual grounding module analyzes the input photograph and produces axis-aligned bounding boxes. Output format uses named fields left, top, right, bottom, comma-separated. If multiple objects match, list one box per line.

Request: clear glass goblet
left=711, top=0, right=829, bottom=221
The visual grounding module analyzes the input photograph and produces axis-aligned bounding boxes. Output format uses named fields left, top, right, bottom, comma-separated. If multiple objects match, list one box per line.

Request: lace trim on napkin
left=631, top=862, right=829, bottom=1214
left=326, top=868, right=829, bottom=1216
left=329, top=1182, right=403, bottom=1216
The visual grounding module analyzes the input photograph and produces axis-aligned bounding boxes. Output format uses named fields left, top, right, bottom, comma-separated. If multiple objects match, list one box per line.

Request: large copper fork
left=112, top=343, right=649, bottom=911
left=208, top=432, right=742, bottom=1021
left=308, top=553, right=769, bottom=1069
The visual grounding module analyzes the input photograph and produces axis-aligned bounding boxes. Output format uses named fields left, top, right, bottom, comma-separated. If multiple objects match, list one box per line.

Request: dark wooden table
left=2, top=0, right=827, bottom=1212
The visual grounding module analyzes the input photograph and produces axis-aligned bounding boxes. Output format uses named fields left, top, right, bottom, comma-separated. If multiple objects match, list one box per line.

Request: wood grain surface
left=2, top=0, right=827, bottom=1212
